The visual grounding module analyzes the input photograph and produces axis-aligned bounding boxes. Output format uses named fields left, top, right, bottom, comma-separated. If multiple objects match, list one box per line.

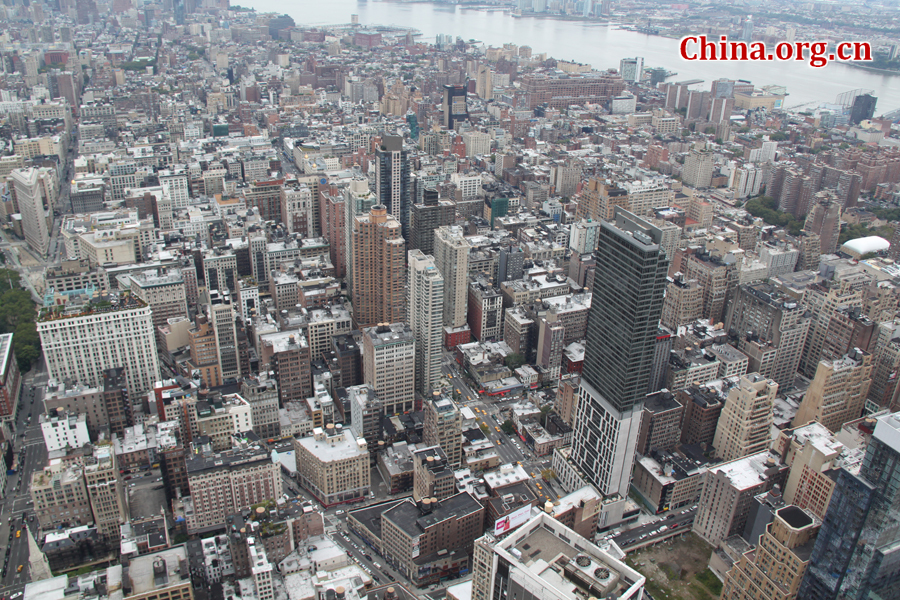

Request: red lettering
left=680, top=36, right=698, bottom=60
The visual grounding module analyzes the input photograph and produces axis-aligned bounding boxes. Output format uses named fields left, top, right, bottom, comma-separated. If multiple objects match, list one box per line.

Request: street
left=0, top=362, right=49, bottom=599
left=439, top=351, right=560, bottom=505
left=611, top=506, right=698, bottom=550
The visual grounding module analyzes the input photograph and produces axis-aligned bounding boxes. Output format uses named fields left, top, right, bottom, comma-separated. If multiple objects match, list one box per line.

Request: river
left=243, top=0, right=900, bottom=113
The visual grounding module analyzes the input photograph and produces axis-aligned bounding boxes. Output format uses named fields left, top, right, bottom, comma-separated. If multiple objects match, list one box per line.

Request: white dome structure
left=841, top=236, right=890, bottom=259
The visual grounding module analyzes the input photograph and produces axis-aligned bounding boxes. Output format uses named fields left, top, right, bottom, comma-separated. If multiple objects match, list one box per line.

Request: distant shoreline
left=838, top=61, right=900, bottom=76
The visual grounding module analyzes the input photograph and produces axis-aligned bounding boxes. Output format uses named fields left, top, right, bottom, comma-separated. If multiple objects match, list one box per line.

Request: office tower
left=442, top=83, right=468, bottom=130
left=536, top=317, right=566, bottom=379
left=206, top=290, right=240, bottom=380
left=683, top=252, right=736, bottom=325
left=351, top=205, right=406, bottom=328
left=804, top=199, right=842, bottom=255
left=722, top=505, right=819, bottom=600
left=363, top=323, right=415, bottom=415
left=293, top=425, right=369, bottom=507
left=618, top=56, right=644, bottom=83
left=344, top=177, right=378, bottom=289
left=375, top=136, right=412, bottom=240
left=773, top=422, right=847, bottom=520
left=660, top=273, right=703, bottom=330
left=0, top=334, right=19, bottom=421
left=281, top=182, right=314, bottom=237
left=742, top=17, right=753, bottom=42
left=40, top=410, right=89, bottom=451
left=259, top=331, right=312, bottom=404
left=184, top=444, right=280, bottom=533
left=849, top=93, right=877, bottom=125
left=423, top=392, right=462, bottom=469
left=37, top=293, right=161, bottom=398
left=476, top=64, right=493, bottom=100
left=678, top=386, right=724, bottom=448
left=708, top=96, right=735, bottom=123
left=409, top=250, right=444, bottom=395
left=797, top=231, right=822, bottom=271
left=10, top=167, right=52, bottom=257
left=435, top=226, right=470, bottom=328
left=31, top=462, right=92, bottom=531
left=800, top=281, right=863, bottom=378
left=195, top=394, right=253, bottom=451
left=158, top=168, right=190, bottom=208
left=467, top=277, right=503, bottom=341
left=727, top=283, right=811, bottom=389
left=471, top=511, right=645, bottom=600
left=799, top=411, right=900, bottom=599
left=635, top=390, right=683, bottom=454
left=793, top=350, right=872, bottom=433
left=241, top=376, right=279, bottom=439
left=568, top=218, right=601, bottom=254
left=410, top=189, right=456, bottom=256
left=682, top=150, right=714, bottom=188
left=128, top=269, right=189, bottom=332
left=570, top=208, right=669, bottom=498
left=692, top=450, right=788, bottom=548
left=84, top=444, right=127, bottom=540
left=188, top=313, right=223, bottom=388
left=712, top=373, right=778, bottom=462
left=379, top=493, right=484, bottom=587
left=412, top=444, right=456, bottom=501
left=347, top=384, right=382, bottom=453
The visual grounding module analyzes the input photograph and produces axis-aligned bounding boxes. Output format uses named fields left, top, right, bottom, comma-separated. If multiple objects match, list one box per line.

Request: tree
left=704, top=126, right=715, bottom=134
left=540, top=405, right=553, bottom=426
left=501, top=420, right=515, bottom=435
left=505, top=353, right=525, bottom=370
left=0, top=271, right=41, bottom=371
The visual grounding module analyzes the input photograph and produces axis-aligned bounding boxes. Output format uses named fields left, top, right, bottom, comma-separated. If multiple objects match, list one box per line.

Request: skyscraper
left=363, top=323, right=415, bottom=415
left=409, top=250, right=444, bottom=395
left=10, top=167, right=53, bottom=257
left=351, top=205, right=406, bottom=328
left=619, top=57, right=644, bottom=83
left=434, top=226, right=470, bottom=329
left=849, top=93, right=877, bottom=125
left=442, top=83, right=468, bottom=131
left=375, top=135, right=412, bottom=240
left=570, top=208, right=669, bottom=498
left=799, top=411, right=900, bottom=599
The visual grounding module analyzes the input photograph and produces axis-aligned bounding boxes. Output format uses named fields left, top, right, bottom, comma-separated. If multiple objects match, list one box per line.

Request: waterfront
left=245, top=0, right=900, bottom=113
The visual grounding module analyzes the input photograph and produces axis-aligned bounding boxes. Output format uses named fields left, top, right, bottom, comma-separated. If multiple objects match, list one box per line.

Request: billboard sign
left=493, top=505, right=531, bottom=536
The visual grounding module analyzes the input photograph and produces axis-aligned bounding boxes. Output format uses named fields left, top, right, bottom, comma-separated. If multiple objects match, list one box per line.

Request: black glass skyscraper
left=376, top=135, right=411, bottom=241
left=798, top=411, right=900, bottom=600
left=570, top=207, right=668, bottom=497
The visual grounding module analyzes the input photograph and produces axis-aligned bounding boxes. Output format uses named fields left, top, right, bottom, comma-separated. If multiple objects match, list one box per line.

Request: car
left=124, top=476, right=132, bottom=481
left=372, top=576, right=380, bottom=583
left=17, top=564, right=22, bottom=573
left=364, top=554, right=373, bottom=561
left=373, top=562, right=382, bottom=569
left=496, top=440, right=502, bottom=445
left=12, top=592, right=24, bottom=599
left=455, top=389, right=461, bottom=394
left=335, top=510, right=344, bottom=515
left=15, top=531, right=19, bottom=539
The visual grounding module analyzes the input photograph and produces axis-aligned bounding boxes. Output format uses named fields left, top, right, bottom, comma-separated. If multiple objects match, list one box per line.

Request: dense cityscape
left=1, top=1, right=900, bottom=600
